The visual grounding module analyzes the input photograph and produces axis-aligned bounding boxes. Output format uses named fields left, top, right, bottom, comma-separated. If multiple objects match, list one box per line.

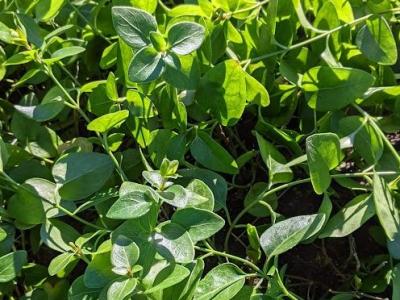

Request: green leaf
left=84, top=241, right=118, bottom=288
left=338, top=116, right=383, bottom=165
left=40, top=220, right=79, bottom=252
left=45, top=46, right=85, bottom=63
left=197, top=59, right=247, bottom=126
left=179, top=168, right=226, bottom=211
left=87, top=110, right=129, bottom=133
left=107, top=278, right=137, bottom=300
left=306, top=133, right=341, bottom=195
left=35, top=0, right=66, bottom=22
left=14, top=97, right=64, bottom=122
left=194, top=263, right=246, bottom=300
left=148, top=129, right=186, bottom=167
left=190, top=130, right=238, bottom=175
left=112, top=6, right=157, bottom=49
left=152, top=222, right=194, bottom=264
left=245, top=73, right=270, bottom=107
left=52, top=152, right=114, bottom=200
left=111, top=235, right=140, bottom=275
left=260, top=214, right=325, bottom=260
left=373, top=173, right=400, bottom=241
left=171, top=207, right=225, bottom=242
left=393, top=264, right=400, bottom=300
left=128, top=46, right=165, bottom=83
left=4, top=50, right=35, bottom=66
left=48, top=252, right=77, bottom=276
left=68, top=276, right=100, bottom=300
left=319, top=194, right=375, bottom=238
left=0, top=251, right=27, bottom=282
left=0, top=137, right=9, bottom=172
left=164, top=54, right=201, bottom=90
left=244, top=182, right=277, bottom=218
left=256, top=132, right=293, bottom=184
left=302, top=66, right=375, bottom=111
left=356, top=16, right=398, bottom=65
left=107, top=182, right=156, bottom=219
left=167, top=22, right=205, bottom=55
left=144, top=264, right=190, bottom=294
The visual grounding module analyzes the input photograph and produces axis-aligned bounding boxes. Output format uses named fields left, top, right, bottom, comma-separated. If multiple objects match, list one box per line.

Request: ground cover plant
left=1, top=0, right=400, bottom=299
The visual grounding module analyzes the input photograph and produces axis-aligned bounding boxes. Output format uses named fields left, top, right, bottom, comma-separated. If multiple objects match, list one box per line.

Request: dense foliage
left=1, top=0, right=400, bottom=299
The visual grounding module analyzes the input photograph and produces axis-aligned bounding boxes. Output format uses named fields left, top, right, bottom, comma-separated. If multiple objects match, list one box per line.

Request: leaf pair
left=112, top=7, right=205, bottom=83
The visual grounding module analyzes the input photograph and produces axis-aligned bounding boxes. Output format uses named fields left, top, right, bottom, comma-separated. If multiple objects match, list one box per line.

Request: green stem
left=353, top=104, right=400, bottom=165
left=194, top=246, right=265, bottom=276
left=241, top=8, right=400, bottom=65
left=229, top=0, right=269, bottom=16
left=56, top=205, right=109, bottom=231
left=68, top=1, right=112, bottom=44
left=45, top=65, right=128, bottom=182
left=0, top=171, right=109, bottom=232
left=224, top=171, right=399, bottom=251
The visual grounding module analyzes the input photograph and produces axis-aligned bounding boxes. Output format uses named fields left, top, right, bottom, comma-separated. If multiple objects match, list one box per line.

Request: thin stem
left=194, top=246, right=265, bottom=276
left=56, top=205, right=110, bottom=231
left=241, top=8, right=400, bottom=65
left=229, top=0, right=269, bottom=16
left=224, top=171, right=399, bottom=250
left=45, top=65, right=128, bottom=182
left=68, top=1, right=112, bottom=44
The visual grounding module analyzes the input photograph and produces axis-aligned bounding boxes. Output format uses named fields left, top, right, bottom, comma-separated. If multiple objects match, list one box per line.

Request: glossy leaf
left=167, top=22, right=205, bottom=55
left=171, top=207, right=225, bottom=242
left=112, top=6, right=157, bottom=49
left=194, top=263, right=246, bottom=300
left=128, top=46, right=165, bottom=83
left=260, top=214, right=325, bottom=259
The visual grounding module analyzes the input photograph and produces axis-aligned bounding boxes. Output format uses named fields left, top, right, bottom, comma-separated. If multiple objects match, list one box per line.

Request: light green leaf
left=107, top=278, right=137, bottom=300
left=128, top=46, right=165, bottom=83
left=0, top=251, right=27, bottom=282
left=112, top=6, right=157, bottom=49
left=111, top=235, right=140, bottom=275
left=245, top=73, right=270, bottom=107
left=0, top=136, right=9, bottom=171
left=319, top=194, right=375, bottom=238
left=306, top=133, right=341, bottom=195
left=373, top=173, right=400, bottom=241
left=197, top=59, right=247, bottom=126
left=52, top=152, right=114, bottom=200
left=87, top=110, right=129, bottom=133
left=194, top=263, right=245, bottom=300
left=35, top=0, right=66, bottom=22
left=48, top=252, right=77, bottom=276
left=107, top=182, right=156, bottom=219
left=84, top=241, right=118, bottom=288
left=302, top=66, right=375, bottom=111
left=356, top=16, right=398, bottom=65
left=152, top=222, right=194, bottom=264
left=190, top=130, right=238, bottom=175
left=260, top=214, right=325, bottom=260
left=40, top=220, right=79, bottom=253
left=4, top=50, right=35, bottom=66
left=144, top=264, right=190, bottom=294
left=45, top=46, right=85, bottom=63
left=171, top=207, right=225, bottom=242
left=167, top=22, right=205, bottom=55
